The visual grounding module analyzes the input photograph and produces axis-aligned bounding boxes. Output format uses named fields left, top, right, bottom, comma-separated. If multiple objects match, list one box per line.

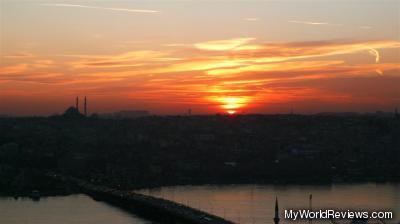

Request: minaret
left=309, top=194, right=313, bottom=224
left=274, top=197, right=280, bottom=224
left=84, top=96, right=87, bottom=116
left=76, top=96, right=79, bottom=112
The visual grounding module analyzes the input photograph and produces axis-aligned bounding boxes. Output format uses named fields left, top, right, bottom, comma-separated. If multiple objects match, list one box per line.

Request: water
left=0, top=194, right=151, bottom=224
left=136, top=183, right=400, bottom=224
left=1, top=184, right=398, bottom=224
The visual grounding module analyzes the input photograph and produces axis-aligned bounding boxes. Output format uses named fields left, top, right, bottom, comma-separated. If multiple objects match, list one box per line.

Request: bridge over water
left=50, top=174, right=235, bottom=224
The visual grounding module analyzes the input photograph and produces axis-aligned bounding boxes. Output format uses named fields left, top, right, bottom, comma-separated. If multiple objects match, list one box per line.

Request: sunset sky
left=1, top=0, right=399, bottom=115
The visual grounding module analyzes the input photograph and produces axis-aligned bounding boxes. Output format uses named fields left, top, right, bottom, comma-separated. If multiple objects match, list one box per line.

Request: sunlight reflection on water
left=136, top=183, right=400, bottom=224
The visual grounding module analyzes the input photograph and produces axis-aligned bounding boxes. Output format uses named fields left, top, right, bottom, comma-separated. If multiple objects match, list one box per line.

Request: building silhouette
left=63, top=106, right=81, bottom=117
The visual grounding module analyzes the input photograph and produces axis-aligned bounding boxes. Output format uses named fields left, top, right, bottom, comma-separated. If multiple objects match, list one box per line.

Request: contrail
left=41, top=3, right=159, bottom=14
left=368, top=47, right=382, bottom=75
left=368, top=47, right=380, bottom=63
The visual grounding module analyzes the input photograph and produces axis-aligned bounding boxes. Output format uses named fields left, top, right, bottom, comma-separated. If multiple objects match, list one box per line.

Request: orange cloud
left=207, top=60, right=345, bottom=76
left=2, top=38, right=399, bottom=114
left=68, top=50, right=180, bottom=69
left=0, top=64, right=28, bottom=75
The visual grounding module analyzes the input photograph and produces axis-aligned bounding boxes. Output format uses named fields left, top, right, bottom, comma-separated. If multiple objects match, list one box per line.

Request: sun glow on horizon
left=1, top=0, right=400, bottom=115
left=209, top=96, right=250, bottom=114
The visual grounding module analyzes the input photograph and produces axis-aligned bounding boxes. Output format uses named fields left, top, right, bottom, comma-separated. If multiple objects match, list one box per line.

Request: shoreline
left=2, top=180, right=399, bottom=198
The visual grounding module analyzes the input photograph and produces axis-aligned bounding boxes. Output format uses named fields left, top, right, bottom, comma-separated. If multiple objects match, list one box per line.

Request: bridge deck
left=52, top=174, right=235, bottom=224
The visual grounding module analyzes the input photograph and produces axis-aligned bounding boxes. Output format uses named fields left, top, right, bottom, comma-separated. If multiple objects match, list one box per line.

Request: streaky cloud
left=194, top=37, right=255, bottom=51
left=289, top=20, right=342, bottom=26
left=244, top=18, right=259, bottom=21
left=41, top=3, right=159, bottom=14
left=2, top=52, right=34, bottom=59
left=163, top=43, right=187, bottom=47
